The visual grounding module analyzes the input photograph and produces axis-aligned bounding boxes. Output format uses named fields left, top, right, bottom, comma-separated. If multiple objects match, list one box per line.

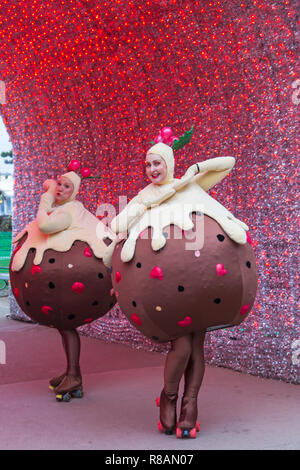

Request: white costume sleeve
left=37, top=191, right=72, bottom=234
left=173, top=157, right=235, bottom=192
left=111, top=194, right=146, bottom=234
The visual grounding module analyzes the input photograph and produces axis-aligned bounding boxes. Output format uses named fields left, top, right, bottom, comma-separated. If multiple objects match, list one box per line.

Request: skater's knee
left=172, top=335, right=193, bottom=361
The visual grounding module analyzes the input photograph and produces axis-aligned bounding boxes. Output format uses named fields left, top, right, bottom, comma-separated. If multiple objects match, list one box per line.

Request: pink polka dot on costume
left=71, top=282, right=85, bottom=294
left=115, top=271, right=121, bottom=283
left=155, top=306, right=162, bottom=311
left=194, top=250, right=200, bottom=257
left=150, top=266, right=163, bottom=280
left=41, top=305, right=53, bottom=315
left=131, top=313, right=142, bottom=326
left=31, top=265, right=41, bottom=275
left=216, top=263, right=227, bottom=276
left=84, top=247, right=92, bottom=257
left=14, top=287, right=19, bottom=297
left=240, top=304, right=250, bottom=315
left=177, top=316, right=192, bottom=327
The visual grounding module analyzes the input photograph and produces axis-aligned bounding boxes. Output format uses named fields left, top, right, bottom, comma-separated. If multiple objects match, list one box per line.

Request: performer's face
left=145, top=154, right=168, bottom=184
left=56, top=176, right=74, bottom=203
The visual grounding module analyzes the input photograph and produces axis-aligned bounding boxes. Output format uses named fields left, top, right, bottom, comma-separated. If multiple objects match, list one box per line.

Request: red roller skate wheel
left=196, top=421, right=200, bottom=432
left=189, top=427, right=197, bottom=438
left=158, top=421, right=165, bottom=433
left=176, top=427, right=183, bottom=438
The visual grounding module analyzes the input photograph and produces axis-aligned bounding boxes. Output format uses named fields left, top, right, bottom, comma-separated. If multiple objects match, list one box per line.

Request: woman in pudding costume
left=108, top=127, right=258, bottom=438
left=10, top=171, right=116, bottom=402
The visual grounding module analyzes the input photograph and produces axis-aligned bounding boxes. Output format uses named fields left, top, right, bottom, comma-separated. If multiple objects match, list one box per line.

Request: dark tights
left=58, top=329, right=81, bottom=377
left=164, top=331, right=206, bottom=398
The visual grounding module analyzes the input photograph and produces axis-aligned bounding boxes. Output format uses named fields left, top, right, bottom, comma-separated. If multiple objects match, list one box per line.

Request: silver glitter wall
left=0, top=0, right=298, bottom=383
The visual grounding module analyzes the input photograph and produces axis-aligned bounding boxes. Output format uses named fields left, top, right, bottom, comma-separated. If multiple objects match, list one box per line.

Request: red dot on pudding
left=84, top=247, right=92, bottom=257
left=216, top=264, right=227, bottom=276
left=71, top=282, right=85, bottom=293
left=131, top=313, right=142, bottom=326
left=150, top=266, right=163, bottom=280
left=14, top=287, right=19, bottom=297
left=31, top=265, right=42, bottom=275
left=177, top=316, right=192, bottom=327
left=84, top=318, right=93, bottom=323
left=240, top=304, right=250, bottom=315
left=116, top=271, right=121, bottom=283
left=41, top=305, right=53, bottom=315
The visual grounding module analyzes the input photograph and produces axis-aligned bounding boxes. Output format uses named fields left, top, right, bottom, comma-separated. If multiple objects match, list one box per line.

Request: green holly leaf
left=171, top=125, right=194, bottom=151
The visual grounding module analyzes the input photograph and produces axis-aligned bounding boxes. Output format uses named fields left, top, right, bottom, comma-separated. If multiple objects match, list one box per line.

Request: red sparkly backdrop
left=0, top=0, right=298, bottom=382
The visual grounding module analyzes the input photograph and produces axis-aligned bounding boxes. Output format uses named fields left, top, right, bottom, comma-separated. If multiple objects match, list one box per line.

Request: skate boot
left=54, top=374, right=83, bottom=402
left=49, top=373, right=66, bottom=390
left=156, top=389, right=178, bottom=435
left=176, top=396, right=200, bottom=439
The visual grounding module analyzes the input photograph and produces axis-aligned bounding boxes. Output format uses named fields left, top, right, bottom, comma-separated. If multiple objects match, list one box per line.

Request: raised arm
left=36, top=180, right=72, bottom=234
left=193, top=156, right=235, bottom=191
left=173, top=156, right=235, bottom=192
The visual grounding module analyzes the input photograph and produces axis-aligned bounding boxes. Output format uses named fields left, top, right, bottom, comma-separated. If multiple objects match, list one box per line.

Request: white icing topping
left=116, top=180, right=248, bottom=263
left=12, top=200, right=115, bottom=272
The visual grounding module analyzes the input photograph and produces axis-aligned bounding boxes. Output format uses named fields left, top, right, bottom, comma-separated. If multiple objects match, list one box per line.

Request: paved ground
left=0, top=296, right=299, bottom=450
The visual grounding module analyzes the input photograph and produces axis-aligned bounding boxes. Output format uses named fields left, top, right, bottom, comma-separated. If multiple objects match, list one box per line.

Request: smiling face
left=145, top=153, right=168, bottom=185
left=55, top=176, right=74, bottom=204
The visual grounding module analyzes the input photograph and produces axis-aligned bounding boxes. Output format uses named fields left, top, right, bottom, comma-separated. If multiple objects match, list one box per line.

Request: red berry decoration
left=81, top=167, right=91, bottom=177
left=160, top=127, right=173, bottom=142
left=68, top=159, right=80, bottom=171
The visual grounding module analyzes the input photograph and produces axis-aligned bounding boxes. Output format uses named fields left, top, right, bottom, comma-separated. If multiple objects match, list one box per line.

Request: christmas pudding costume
left=107, top=137, right=258, bottom=437
left=10, top=172, right=116, bottom=402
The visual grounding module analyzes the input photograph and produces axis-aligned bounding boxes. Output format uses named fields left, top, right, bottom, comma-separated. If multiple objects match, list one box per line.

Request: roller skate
left=49, top=372, right=66, bottom=391
left=54, top=375, right=83, bottom=402
left=176, top=396, right=200, bottom=439
left=156, top=389, right=178, bottom=435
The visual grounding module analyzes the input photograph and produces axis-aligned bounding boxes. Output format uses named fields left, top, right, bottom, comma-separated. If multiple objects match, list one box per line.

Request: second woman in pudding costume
left=10, top=171, right=116, bottom=402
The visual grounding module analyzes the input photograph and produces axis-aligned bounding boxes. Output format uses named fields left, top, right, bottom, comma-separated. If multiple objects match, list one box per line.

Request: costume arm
left=111, top=195, right=146, bottom=234
left=194, top=157, right=235, bottom=191
left=173, top=157, right=235, bottom=192
left=36, top=180, right=72, bottom=234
